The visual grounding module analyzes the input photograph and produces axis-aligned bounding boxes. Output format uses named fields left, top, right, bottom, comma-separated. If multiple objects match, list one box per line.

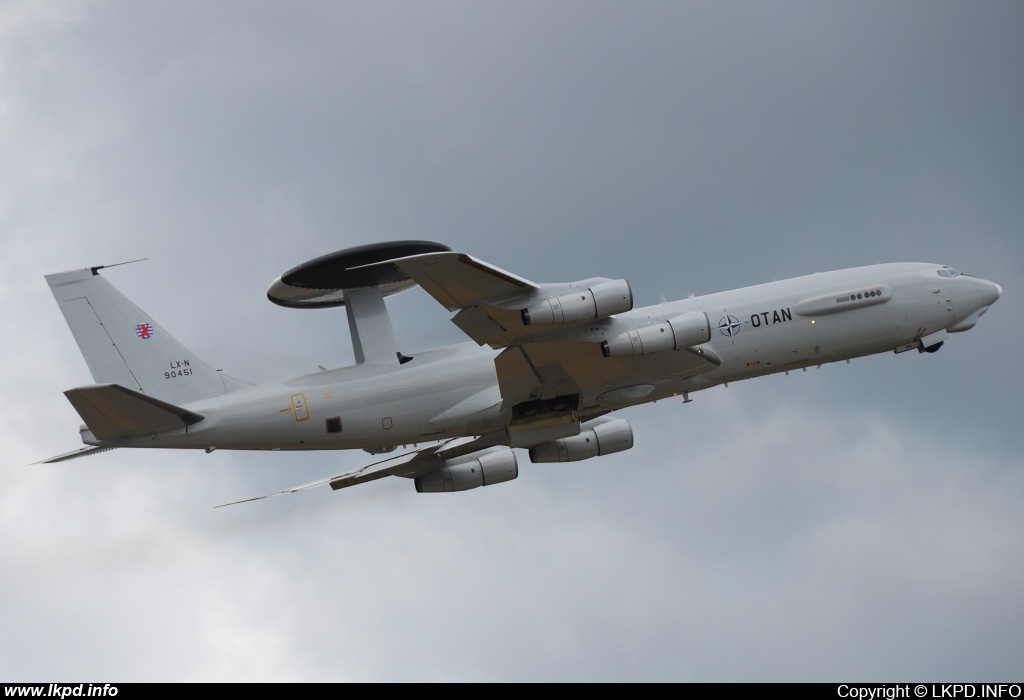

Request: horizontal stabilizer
left=64, top=384, right=204, bottom=441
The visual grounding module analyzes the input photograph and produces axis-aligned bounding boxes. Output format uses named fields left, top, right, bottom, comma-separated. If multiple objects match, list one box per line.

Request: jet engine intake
left=414, top=449, right=519, bottom=493
left=521, top=279, right=633, bottom=326
left=601, top=312, right=710, bottom=357
left=529, top=418, right=633, bottom=463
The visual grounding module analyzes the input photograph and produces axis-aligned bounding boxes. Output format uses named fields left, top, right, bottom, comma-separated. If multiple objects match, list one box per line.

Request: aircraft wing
left=390, top=251, right=537, bottom=312
left=393, top=251, right=555, bottom=347
left=35, top=446, right=119, bottom=464
left=215, top=436, right=503, bottom=507
left=394, top=250, right=719, bottom=408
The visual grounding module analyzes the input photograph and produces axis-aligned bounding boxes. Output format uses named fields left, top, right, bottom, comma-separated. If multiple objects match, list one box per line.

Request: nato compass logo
left=135, top=323, right=154, bottom=340
left=717, top=314, right=742, bottom=338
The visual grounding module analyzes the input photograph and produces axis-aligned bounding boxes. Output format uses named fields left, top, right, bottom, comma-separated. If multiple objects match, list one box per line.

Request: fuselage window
left=325, top=416, right=342, bottom=433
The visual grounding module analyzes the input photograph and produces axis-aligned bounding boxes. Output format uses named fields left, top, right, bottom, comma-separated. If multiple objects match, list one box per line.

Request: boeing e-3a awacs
left=41, top=241, right=1001, bottom=503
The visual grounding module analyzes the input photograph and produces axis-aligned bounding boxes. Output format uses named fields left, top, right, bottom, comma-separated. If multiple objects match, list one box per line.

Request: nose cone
left=980, top=279, right=1003, bottom=307
left=948, top=276, right=1001, bottom=333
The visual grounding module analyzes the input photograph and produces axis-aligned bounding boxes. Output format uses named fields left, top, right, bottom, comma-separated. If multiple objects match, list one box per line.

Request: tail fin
left=46, top=266, right=247, bottom=404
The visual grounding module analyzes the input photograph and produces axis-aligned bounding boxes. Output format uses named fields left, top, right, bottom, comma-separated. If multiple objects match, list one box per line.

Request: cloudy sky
left=3, top=0, right=1022, bottom=682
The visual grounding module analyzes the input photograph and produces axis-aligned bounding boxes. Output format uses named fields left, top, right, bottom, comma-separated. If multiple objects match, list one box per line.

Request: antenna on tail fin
left=89, top=257, right=149, bottom=274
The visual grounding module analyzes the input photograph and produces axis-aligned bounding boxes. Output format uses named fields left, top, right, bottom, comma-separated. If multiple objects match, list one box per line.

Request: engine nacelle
left=414, top=449, right=519, bottom=493
left=528, top=418, right=634, bottom=463
left=521, top=279, right=633, bottom=326
left=601, top=311, right=710, bottom=357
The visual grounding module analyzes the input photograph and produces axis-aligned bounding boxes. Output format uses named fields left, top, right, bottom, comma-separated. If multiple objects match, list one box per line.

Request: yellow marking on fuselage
left=291, top=393, right=310, bottom=421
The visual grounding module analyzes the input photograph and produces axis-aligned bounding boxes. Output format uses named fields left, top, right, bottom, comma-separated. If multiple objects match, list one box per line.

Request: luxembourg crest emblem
left=135, top=323, right=154, bottom=339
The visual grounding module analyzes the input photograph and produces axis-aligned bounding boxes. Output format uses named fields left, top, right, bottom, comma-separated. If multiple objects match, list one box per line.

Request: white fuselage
left=87, top=262, right=1000, bottom=452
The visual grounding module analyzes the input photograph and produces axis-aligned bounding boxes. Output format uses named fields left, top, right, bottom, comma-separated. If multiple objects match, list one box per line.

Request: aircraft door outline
left=290, top=393, right=310, bottom=421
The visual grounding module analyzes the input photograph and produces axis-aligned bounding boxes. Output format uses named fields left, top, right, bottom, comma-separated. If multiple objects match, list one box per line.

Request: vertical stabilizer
left=46, top=267, right=243, bottom=404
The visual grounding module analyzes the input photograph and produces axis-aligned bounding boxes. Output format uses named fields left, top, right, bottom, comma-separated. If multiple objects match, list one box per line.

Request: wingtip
left=34, top=445, right=118, bottom=464
left=214, top=496, right=266, bottom=508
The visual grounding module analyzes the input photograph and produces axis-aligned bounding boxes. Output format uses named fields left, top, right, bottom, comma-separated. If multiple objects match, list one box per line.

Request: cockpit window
left=937, top=267, right=961, bottom=278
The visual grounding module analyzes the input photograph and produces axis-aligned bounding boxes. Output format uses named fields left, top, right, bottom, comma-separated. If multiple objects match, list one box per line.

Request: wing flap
left=327, top=449, right=436, bottom=490
left=64, top=384, right=204, bottom=441
left=494, top=341, right=628, bottom=406
left=494, top=341, right=719, bottom=408
left=450, top=306, right=509, bottom=346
